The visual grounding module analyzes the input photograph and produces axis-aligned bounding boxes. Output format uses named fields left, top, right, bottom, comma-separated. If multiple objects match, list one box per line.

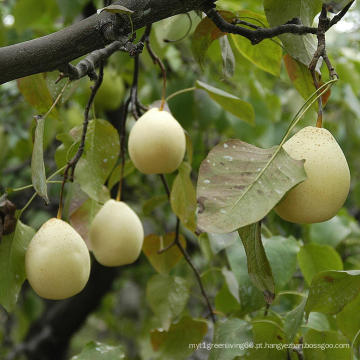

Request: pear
left=89, top=199, right=144, bottom=266
left=128, top=108, right=186, bottom=174
left=25, top=218, right=91, bottom=300
left=275, top=126, right=350, bottom=224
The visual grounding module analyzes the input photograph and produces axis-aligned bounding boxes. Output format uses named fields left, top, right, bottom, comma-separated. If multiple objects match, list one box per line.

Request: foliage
left=1, top=0, right=360, bottom=359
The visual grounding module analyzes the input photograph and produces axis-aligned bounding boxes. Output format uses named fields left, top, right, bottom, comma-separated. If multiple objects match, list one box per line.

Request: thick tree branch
left=0, top=0, right=208, bottom=84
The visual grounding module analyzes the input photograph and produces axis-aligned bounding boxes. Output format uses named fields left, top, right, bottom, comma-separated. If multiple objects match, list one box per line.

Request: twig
left=116, top=51, right=146, bottom=201
left=308, top=5, right=338, bottom=127
left=159, top=174, right=216, bottom=323
left=57, top=63, right=105, bottom=218
left=58, top=39, right=144, bottom=81
left=116, top=98, right=130, bottom=202
left=204, top=7, right=317, bottom=45
left=143, top=24, right=167, bottom=111
left=329, top=0, right=355, bottom=27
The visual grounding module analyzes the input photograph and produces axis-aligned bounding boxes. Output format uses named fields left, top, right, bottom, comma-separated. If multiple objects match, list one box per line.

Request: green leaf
left=97, top=4, right=134, bottom=15
left=74, top=120, right=120, bottom=201
left=263, top=236, right=300, bottom=290
left=31, top=117, right=49, bottom=204
left=71, top=341, right=126, bottom=360
left=170, top=162, right=197, bottom=232
left=264, top=0, right=322, bottom=66
left=17, top=73, right=59, bottom=119
left=150, top=317, right=208, bottom=359
left=196, top=80, right=255, bottom=124
left=306, top=312, right=332, bottom=332
left=215, top=272, right=241, bottom=314
left=336, top=293, right=360, bottom=343
left=238, top=222, right=275, bottom=302
left=0, top=221, right=35, bottom=312
left=219, top=36, right=235, bottom=78
left=191, top=11, right=236, bottom=68
left=247, top=316, right=287, bottom=359
left=13, top=0, right=59, bottom=33
left=208, top=232, right=238, bottom=254
left=146, top=274, right=190, bottom=330
left=226, top=236, right=265, bottom=314
left=298, top=243, right=343, bottom=285
left=309, top=215, right=352, bottom=247
left=303, top=329, right=351, bottom=359
left=197, top=139, right=306, bottom=233
left=209, top=319, right=253, bottom=359
left=142, top=233, right=186, bottom=274
left=230, top=10, right=282, bottom=76
left=305, top=270, right=360, bottom=318
left=284, top=296, right=307, bottom=342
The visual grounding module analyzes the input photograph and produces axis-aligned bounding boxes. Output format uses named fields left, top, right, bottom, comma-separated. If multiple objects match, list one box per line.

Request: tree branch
left=0, top=0, right=208, bottom=84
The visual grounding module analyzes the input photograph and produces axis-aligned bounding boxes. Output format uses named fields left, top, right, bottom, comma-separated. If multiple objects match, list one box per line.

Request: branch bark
left=0, top=0, right=208, bottom=84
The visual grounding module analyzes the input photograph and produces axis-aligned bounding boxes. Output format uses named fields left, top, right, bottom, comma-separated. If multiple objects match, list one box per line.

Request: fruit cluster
left=26, top=108, right=186, bottom=300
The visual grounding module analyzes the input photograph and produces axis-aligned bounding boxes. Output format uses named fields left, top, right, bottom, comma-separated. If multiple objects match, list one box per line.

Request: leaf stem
left=166, top=87, right=196, bottom=102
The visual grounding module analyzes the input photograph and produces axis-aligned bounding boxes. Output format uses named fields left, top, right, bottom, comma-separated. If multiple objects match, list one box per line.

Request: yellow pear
left=25, top=218, right=90, bottom=300
left=89, top=199, right=144, bottom=266
left=128, top=108, right=186, bottom=174
left=275, top=126, right=350, bottom=224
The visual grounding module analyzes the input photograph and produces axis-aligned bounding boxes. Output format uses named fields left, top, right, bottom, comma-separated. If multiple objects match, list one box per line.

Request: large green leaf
left=209, top=319, right=253, bottom=359
left=196, top=139, right=306, bottom=233
left=304, top=329, right=351, bottom=359
left=74, top=120, right=119, bottom=201
left=336, top=293, right=360, bottom=343
left=309, top=214, right=352, bottom=247
left=284, top=296, right=307, bottom=342
left=239, top=222, right=275, bottom=302
left=305, top=270, right=360, bottom=318
left=170, top=162, right=197, bottom=232
left=196, top=81, right=255, bottom=124
left=264, top=0, right=322, bottom=66
left=263, top=235, right=300, bottom=290
left=226, top=235, right=266, bottom=315
left=17, top=73, right=59, bottom=119
left=150, top=317, right=208, bottom=359
left=142, top=233, right=186, bottom=274
left=215, top=268, right=241, bottom=314
left=298, top=243, right=343, bottom=285
left=0, top=221, right=35, bottom=312
left=230, top=10, right=282, bottom=76
left=31, top=117, right=49, bottom=204
left=146, top=274, right=190, bottom=330
left=71, top=341, right=126, bottom=360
